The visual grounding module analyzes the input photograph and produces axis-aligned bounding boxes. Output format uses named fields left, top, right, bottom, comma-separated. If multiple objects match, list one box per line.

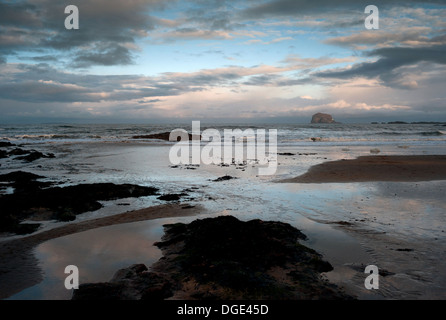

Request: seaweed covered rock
left=132, top=132, right=201, bottom=141
left=73, top=264, right=173, bottom=300
left=0, top=173, right=159, bottom=234
left=73, top=216, right=353, bottom=300
left=0, top=141, right=14, bottom=148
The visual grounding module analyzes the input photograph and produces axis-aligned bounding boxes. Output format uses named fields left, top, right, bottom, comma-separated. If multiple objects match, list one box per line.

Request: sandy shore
left=0, top=203, right=202, bottom=299
left=280, top=155, right=446, bottom=183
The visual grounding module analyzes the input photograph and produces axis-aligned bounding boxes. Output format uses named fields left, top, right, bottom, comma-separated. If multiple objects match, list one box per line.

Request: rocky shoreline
left=73, top=216, right=353, bottom=300
left=0, top=142, right=55, bottom=162
left=0, top=171, right=160, bottom=235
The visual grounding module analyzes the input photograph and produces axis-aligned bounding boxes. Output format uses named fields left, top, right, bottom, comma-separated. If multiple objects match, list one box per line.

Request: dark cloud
left=0, top=63, right=205, bottom=104
left=0, top=0, right=173, bottom=67
left=0, top=80, right=94, bottom=103
left=324, top=27, right=445, bottom=49
left=241, top=0, right=446, bottom=18
left=243, top=74, right=280, bottom=86
left=182, top=0, right=244, bottom=30
left=71, top=44, right=134, bottom=68
left=315, top=44, right=446, bottom=88
left=0, top=1, right=41, bottom=28
left=368, top=45, right=446, bottom=65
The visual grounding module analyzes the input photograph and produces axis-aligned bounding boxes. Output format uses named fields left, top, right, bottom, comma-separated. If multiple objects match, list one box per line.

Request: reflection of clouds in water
left=278, top=181, right=446, bottom=240
left=30, top=220, right=170, bottom=300
left=366, top=181, right=446, bottom=238
left=374, top=181, right=446, bottom=207
left=372, top=181, right=446, bottom=202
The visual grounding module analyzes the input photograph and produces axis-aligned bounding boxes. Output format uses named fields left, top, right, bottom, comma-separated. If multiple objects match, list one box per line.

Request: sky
left=0, top=0, right=445, bottom=124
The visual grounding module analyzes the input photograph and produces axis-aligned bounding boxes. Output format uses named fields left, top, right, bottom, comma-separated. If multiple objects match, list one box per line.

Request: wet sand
left=0, top=203, right=202, bottom=299
left=281, top=155, right=446, bottom=183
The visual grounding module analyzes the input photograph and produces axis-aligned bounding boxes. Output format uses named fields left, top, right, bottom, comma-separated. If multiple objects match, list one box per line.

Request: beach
left=281, top=155, right=446, bottom=183
left=1, top=123, right=446, bottom=300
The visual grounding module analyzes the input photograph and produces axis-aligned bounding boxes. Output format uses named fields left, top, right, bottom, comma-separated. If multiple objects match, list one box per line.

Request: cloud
left=315, top=44, right=446, bottom=89
left=155, top=28, right=234, bottom=42
left=324, top=27, right=436, bottom=49
left=0, top=0, right=173, bottom=67
left=241, top=0, right=446, bottom=18
left=0, top=1, right=41, bottom=28
left=0, top=61, right=313, bottom=105
left=71, top=44, right=134, bottom=68
left=0, top=79, right=93, bottom=103
left=281, top=55, right=357, bottom=69
left=0, top=63, right=188, bottom=104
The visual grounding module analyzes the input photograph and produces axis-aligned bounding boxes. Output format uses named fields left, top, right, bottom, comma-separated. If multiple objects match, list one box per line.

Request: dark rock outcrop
left=157, top=193, right=185, bottom=201
left=72, top=264, right=173, bottom=300
left=0, top=174, right=160, bottom=234
left=0, top=141, right=14, bottom=148
left=311, top=113, right=336, bottom=124
left=16, top=150, right=55, bottom=162
left=132, top=132, right=201, bottom=141
left=72, top=216, right=353, bottom=300
left=0, top=145, right=55, bottom=162
left=0, top=171, right=51, bottom=192
left=212, top=175, right=237, bottom=182
left=7, top=148, right=29, bottom=156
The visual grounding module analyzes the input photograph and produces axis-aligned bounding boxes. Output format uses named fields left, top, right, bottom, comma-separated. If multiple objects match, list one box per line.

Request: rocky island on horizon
left=311, top=113, right=338, bottom=124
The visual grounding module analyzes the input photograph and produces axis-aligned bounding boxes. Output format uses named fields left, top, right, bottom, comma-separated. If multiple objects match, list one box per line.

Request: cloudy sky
left=1, top=0, right=445, bottom=123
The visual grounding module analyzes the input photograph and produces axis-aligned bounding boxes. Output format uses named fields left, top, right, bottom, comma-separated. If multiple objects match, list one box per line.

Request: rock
left=213, top=175, right=236, bottom=182
left=12, top=223, right=41, bottom=235
left=0, top=141, right=14, bottom=148
left=72, top=264, right=173, bottom=300
left=0, top=171, right=52, bottom=194
left=72, top=282, right=125, bottom=300
left=157, top=193, right=185, bottom=201
left=8, top=148, right=30, bottom=156
left=132, top=132, right=201, bottom=141
left=73, top=216, right=354, bottom=300
left=16, top=151, right=55, bottom=162
left=311, top=113, right=336, bottom=124
left=278, top=153, right=296, bottom=156
left=0, top=171, right=45, bottom=182
left=0, top=181, right=160, bottom=235
left=0, top=146, right=55, bottom=161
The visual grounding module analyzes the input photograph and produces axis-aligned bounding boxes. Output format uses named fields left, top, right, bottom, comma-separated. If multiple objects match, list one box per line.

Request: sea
left=1, top=122, right=446, bottom=300
left=1, top=122, right=445, bottom=147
